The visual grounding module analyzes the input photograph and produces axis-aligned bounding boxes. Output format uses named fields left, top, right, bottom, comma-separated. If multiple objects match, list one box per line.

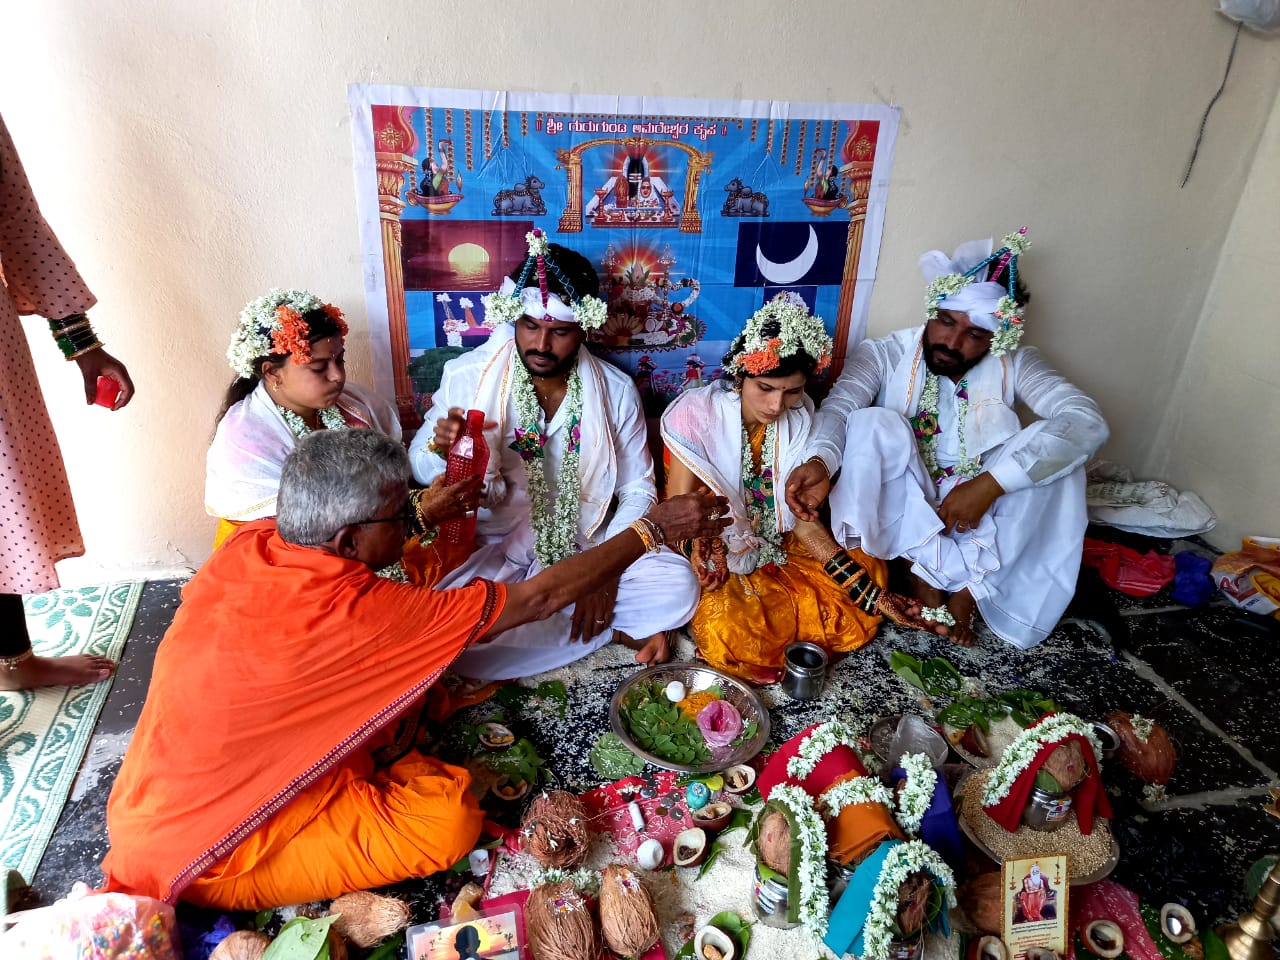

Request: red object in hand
left=94, top=376, right=122, bottom=409
left=441, top=409, right=489, bottom=544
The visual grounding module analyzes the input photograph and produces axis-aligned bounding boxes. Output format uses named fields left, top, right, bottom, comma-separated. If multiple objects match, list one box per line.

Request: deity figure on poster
left=595, top=244, right=704, bottom=351
left=411, top=139, right=464, bottom=215
left=585, top=147, right=679, bottom=225
left=1014, top=863, right=1058, bottom=923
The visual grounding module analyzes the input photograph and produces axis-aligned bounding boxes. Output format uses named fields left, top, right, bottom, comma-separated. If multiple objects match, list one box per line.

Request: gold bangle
left=628, top=519, right=658, bottom=553
left=67, top=341, right=104, bottom=360
left=805, top=455, right=830, bottom=479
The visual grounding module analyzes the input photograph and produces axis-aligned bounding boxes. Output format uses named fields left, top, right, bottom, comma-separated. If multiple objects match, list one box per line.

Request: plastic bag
left=0, top=882, right=179, bottom=960
left=1212, top=536, right=1280, bottom=618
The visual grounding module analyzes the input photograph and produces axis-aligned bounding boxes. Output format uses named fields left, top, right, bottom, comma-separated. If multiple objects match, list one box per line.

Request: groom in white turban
left=784, top=230, right=1108, bottom=648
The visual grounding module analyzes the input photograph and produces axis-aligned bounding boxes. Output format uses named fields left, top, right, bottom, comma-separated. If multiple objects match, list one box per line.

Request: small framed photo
left=406, top=904, right=525, bottom=960
left=1001, top=854, right=1070, bottom=960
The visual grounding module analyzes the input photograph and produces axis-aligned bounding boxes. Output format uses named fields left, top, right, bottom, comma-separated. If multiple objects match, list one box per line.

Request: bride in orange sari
left=662, top=295, right=941, bottom=682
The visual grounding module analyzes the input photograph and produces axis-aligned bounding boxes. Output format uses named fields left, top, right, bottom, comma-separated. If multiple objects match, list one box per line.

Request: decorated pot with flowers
left=980, top=712, right=1112, bottom=837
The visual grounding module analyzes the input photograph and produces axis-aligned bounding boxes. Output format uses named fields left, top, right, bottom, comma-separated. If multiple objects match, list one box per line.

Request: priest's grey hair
left=277, top=429, right=409, bottom=545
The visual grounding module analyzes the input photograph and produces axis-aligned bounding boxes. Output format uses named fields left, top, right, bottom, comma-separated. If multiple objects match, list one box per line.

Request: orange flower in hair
left=742, top=338, right=783, bottom=375
left=321, top=303, right=350, bottom=337
left=271, top=305, right=314, bottom=363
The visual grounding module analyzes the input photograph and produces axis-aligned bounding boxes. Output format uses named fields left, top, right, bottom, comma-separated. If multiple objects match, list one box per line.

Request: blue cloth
left=824, top=838, right=953, bottom=958
left=891, top=766, right=966, bottom=872
left=1170, top=551, right=1215, bottom=607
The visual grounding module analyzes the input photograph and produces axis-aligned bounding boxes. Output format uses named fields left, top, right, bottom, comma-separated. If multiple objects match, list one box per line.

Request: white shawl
left=464, top=325, right=623, bottom=542
left=884, top=328, right=1022, bottom=462
left=661, top=383, right=810, bottom=575
left=205, top=380, right=401, bottom=521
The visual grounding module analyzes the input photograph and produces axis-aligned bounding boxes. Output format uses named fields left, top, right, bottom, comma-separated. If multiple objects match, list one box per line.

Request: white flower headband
left=723, top=292, right=834, bottom=378
left=923, top=228, right=1031, bottom=357
left=226, top=288, right=347, bottom=380
left=480, top=229, right=609, bottom=330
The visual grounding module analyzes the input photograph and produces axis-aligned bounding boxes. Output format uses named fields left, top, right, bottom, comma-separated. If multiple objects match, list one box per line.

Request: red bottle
left=441, top=409, right=489, bottom=543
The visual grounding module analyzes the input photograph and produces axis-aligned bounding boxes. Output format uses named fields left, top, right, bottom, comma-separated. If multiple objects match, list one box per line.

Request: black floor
left=23, top=535, right=1280, bottom=945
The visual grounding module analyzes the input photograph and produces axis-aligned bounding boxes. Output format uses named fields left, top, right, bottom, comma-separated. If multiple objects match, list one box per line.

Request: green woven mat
left=0, top=581, right=143, bottom=879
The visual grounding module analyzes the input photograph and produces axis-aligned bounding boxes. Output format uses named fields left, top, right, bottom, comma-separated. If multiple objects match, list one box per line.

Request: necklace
left=277, top=403, right=347, bottom=439
left=511, top=361, right=584, bottom=567
left=910, top=372, right=980, bottom=485
left=740, top=420, right=786, bottom=570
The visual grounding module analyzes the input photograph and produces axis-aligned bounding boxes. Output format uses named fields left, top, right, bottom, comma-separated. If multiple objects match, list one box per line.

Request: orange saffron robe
left=101, top=521, right=505, bottom=907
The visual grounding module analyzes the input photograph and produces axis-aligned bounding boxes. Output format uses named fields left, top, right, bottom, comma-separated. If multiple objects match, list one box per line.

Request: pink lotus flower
left=696, top=700, right=743, bottom=747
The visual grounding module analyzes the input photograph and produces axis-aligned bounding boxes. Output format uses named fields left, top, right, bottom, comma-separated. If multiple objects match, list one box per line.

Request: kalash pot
left=1020, top=786, right=1073, bottom=832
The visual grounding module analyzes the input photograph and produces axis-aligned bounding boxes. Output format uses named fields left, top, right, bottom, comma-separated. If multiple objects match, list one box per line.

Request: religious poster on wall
left=348, top=85, right=899, bottom=429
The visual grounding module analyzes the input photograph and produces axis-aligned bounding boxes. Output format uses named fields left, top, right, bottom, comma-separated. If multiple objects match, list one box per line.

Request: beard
left=518, top=347, right=579, bottom=380
left=922, top=332, right=985, bottom=378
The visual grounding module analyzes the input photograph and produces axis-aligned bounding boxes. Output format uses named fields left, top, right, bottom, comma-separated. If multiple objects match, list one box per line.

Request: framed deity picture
left=1001, top=854, right=1070, bottom=960
left=406, top=904, right=525, bottom=960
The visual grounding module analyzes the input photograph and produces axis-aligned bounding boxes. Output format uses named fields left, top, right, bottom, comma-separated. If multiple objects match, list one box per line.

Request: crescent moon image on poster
left=755, top=226, right=819, bottom=284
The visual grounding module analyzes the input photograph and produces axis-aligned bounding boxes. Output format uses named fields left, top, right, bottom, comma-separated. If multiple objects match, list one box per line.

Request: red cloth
left=757, top=722, right=871, bottom=799
left=981, top=720, right=1112, bottom=836
left=1082, top=538, right=1176, bottom=597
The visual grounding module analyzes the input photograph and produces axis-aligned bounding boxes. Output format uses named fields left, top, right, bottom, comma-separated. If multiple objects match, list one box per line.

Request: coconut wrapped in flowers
left=520, top=790, right=591, bottom=868
left=598, top=864, right=660, bottom=958
left=979, top=712, right=1111, bottom=835
left=823, top=839, right=957, bottom=960
left=1106, top=711, right=1177, bottom=785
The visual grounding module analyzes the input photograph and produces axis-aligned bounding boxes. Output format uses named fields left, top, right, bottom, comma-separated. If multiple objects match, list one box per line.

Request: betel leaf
left=263, top=915, right=340, bottom=960
left=364, top=933, right=406, bottom=960
left=696, top=845, right=722, bottom=879
left=920, top=657, right=964, bottom=696
left=707, top=911, right=753, bottom=958
left=890, top=651, right=927, bottom=691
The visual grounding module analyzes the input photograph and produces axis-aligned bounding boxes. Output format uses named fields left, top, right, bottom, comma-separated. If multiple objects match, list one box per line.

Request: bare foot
left=909, top=573, right=947, bottom=609
left=0, top=654, right=115, bottom=691
left=614, top=630, right=672, bottom=666
left=946, top=589, right=978, bottom=648
left=876, top=592, right=951, bottom=639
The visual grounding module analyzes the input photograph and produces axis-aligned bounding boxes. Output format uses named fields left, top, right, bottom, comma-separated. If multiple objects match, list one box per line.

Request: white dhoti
left=441, top=525, right=700, bottom=680
left=829, top=408, right=1087, bottom=649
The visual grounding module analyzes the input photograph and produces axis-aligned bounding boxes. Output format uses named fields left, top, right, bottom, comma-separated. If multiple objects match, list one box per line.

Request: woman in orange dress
left=661, top=295, right=935, bottom=682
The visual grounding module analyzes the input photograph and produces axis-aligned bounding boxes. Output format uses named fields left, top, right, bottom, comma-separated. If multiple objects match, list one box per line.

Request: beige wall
left=3, top=1, right=1279, bottom=581
left=1147, top=85, right=1280, bottom=551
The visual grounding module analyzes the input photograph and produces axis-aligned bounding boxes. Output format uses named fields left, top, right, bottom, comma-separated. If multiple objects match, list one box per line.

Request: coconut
left=1160, top=903, right=1197, bottom=944
left=966, top=936, right=1010, bottom=960
left=956, top=872, right=1003, bottom=935
left=1106, top=711, right=1177, bottom=785
left=1083, top=919, right=1125, bottom=958
left=896, top=870, right=933, bottom=936
left=328, top=891, right=411, bottom=948
left=598, top=864, right=660, bottom=958
left=757, top=809, right=792, bottom=875
left=673, top=828, right=709, bottom=867
left=521, top=790, right=591, bottom=868
left=1041, top=740, right=1088, bottom=792
left=524, top=881, right=600, bottom=960
left=209, top=930, right=271, bottom=960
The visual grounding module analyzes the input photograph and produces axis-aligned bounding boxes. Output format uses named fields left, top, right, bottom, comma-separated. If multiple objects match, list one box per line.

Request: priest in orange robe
left=101, top=429, right=725, bottom=908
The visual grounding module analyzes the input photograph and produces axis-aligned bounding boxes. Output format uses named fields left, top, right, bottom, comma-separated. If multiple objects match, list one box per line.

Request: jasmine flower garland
left=227, top=288, right=340, bottom=379
left=861, top=841, right=957, bottom=960
left=981, top=713, right=1103, bottom=806
left=911, top=372, right=981, bottom=486
left=893, top=753, right=937, bottom=837
left=277, top=403, right=347, bottom=439
left=819, top=775, right=894, bottom=817
left=723, top=293, right=833, bottom=377
left=768, top=784, right=831, bottom=941
left=787, top=721, right=861, bottom=781
left=511, top=360, right=584, bottom=568
left=480, top=290, right=526, bottom=326
left=741, top=421, right=786, bottom=569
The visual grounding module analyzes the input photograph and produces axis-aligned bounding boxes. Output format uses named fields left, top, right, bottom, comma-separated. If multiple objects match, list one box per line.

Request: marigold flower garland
left=741, top=421, right=786, bottom=569
left=227, top=288, right=347, bottom=379
left=786, top=721, right=861, bottom=781
left=767, top=784, right=831, bottom=941
left=860, top=840, right=957, bottom=960
left=981, top=712, right=1102, bottom=806
left=511, top=360, right=585, bottom=567
left=893, top=752, right=937, bottom=836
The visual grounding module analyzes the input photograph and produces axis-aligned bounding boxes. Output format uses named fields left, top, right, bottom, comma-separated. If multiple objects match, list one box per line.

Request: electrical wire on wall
left=1181, top=21, right=1244, bottom=188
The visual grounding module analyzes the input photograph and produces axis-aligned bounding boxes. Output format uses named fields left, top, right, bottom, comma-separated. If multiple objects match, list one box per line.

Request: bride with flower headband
left=661, top=294, right=947, bottom=683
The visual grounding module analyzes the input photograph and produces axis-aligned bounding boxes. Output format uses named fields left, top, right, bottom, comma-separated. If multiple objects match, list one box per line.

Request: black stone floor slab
left=21, top=565, right=1280, bottom=941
